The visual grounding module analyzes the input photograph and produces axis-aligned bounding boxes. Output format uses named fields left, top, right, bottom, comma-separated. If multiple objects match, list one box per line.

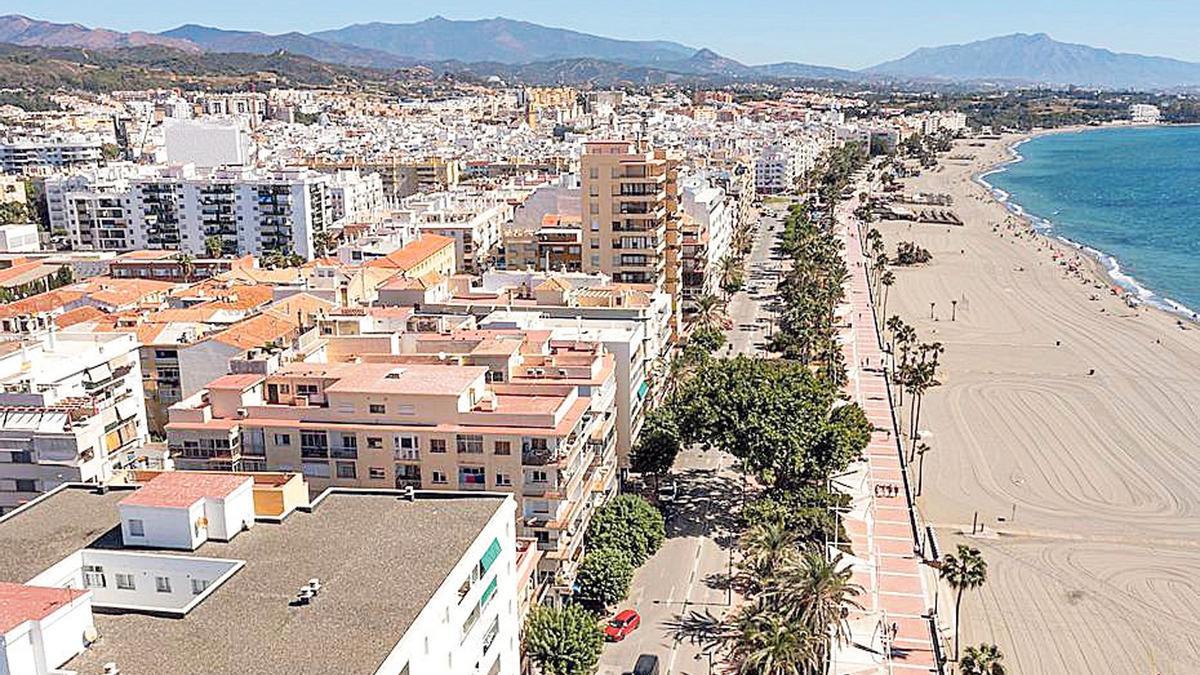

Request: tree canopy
left=575, top=547, right=634, bottom=609
left=523, top=604, right=603, bottom=675
left=585, top=494, right=665, bottom=566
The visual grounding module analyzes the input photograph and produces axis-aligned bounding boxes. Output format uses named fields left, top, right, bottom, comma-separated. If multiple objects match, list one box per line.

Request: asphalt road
left=597, top=205, right=789, bottom=675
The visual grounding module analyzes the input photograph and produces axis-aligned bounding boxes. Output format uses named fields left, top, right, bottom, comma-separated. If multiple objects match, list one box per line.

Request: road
left=598, top=206, right=788, bottom=675
left=725, top=203, right=793, bottom=356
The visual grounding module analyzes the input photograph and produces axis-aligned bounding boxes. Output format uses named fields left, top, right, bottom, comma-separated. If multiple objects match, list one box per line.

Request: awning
left=636, top=380, right=650, bottom=400
left=85, top=364, right=112, bottom=382
left=116, top=397, right=142, bottom=422
left=480, top=537, right=502, bottom=573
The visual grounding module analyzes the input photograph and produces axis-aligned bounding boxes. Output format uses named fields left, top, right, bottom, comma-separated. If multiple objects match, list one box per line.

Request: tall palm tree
left=960, top=643, right=1006, bottom=675
left=879, top=270, right=895, bottom=333
left=768, top=551, right=863, bottom=650
left=693, top=293, right=729, bottom=333
left=719, top=255, right=743, bottom=297
left=739, top=518, right=801, bottom=586
left=174, top=253, right=195, bottom=282
left=940, top=544, right=988, bottom=659
left=729, top=602, right=822, bottom=675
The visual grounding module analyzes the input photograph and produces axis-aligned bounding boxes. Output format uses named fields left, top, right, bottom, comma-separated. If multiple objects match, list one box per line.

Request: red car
left=604, top=609, right=641, bottom=641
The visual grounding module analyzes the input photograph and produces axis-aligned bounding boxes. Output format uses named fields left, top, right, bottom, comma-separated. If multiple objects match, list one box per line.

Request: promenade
left=829, top=189, right=942, bottom=674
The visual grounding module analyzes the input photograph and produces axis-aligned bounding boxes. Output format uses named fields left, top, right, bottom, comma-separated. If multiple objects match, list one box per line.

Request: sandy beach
left=875, top=133, right=1200, bottom=673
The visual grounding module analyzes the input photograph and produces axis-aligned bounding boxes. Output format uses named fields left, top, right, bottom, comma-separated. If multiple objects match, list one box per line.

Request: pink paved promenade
left=832, top=216, right=941, bottom=674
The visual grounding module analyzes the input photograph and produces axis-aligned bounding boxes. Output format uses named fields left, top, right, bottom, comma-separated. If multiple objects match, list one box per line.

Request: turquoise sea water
left=982, top=126, right=1200, bottom=317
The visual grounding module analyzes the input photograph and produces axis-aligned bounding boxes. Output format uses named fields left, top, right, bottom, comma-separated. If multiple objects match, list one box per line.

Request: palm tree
left=174, top=253, right=195, bottom=282
left=960, top=643, right=1006, bottom=675
left=204, top=235, right=224, bottom=259
left=739, top=518, right=800, bottom=586
left=693, top=293, right=729, bottom=333
left=878, top=269, right=895, bottom=333
left=314, top=228, right=339, bottom=257
left=726, top=600, right=823, bottom=675
left=940, top=545, right=988, bottom=659
left=768, top=551, right=863, bottom=652
left=914, top=442, right=932, bottom=495
left=719, top=255, right=744, bottom=297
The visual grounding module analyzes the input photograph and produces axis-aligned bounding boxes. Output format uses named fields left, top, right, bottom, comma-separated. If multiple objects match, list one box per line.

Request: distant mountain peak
left=865, top=32, right=1200, bottom=89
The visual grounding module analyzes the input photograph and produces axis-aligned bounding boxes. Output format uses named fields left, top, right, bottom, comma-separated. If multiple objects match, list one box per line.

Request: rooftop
left=119, top=472, right=250, bottom=509
left=0, top=485, right=506, bottom=674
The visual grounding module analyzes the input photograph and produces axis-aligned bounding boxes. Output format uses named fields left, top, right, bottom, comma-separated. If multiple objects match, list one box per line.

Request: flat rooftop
left=0, top=485, right=506, bottom=674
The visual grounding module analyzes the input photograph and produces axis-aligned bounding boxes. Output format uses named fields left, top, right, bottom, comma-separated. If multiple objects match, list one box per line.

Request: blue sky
left=6, top=0, right=1200, bottom=69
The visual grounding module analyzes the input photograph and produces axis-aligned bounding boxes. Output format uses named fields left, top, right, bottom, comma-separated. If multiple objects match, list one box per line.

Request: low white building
left=0, top=223, right=40, bottom=253
left=1130, top=104, right=1162, bottom=124
left=162, top=118, right=253, bottom=168
left=0, top=477, right=521, bottom=675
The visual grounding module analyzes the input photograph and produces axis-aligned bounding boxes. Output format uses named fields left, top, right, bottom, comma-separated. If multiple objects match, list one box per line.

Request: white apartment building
left=1130, top=104, right=1162, bottom=124
left=162, top=118, right=253, bottom=167
left=680, top=177, right=735, bottom=303
left=46, top=166, right=333, bottom=259
left=0, top=476, right=520, bottom=675
left=755, top=141, right=800, bottom=194
left=414, top=192, right=512, bottom=273
left=328, top=169, right=386, bottom=223
left=0, top=330, right=152, bottom=513
left=0, top=135, right=103, bottom=175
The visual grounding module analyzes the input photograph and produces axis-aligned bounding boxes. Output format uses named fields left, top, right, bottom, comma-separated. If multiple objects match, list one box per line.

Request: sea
left=980, top=125, right=1200, bottom=318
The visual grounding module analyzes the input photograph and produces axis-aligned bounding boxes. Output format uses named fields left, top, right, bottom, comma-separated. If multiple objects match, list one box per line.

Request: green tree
left=728, top=605, right=822, bottom=675
left=175, top=253, right=195, bottom=281
left=630, top=408, right=681, bottom=479
left=575, top=547, right=634, bottom=608
left=585, top=494, right=665, bottom=566
left=0, top=201, right=31, bottom=225
left=204, top=235, right=225, bottom=259
left=523, top=605, right=603, bottom=675
left=941, top=544, right=988, bottom=659
left=960, top=643, right=1006, bottom=675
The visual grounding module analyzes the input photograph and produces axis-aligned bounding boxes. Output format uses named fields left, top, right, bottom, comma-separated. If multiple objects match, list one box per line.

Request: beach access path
left=878, top=135, right=1200, bottom=674
left=829, top=185, right=943, bottom=674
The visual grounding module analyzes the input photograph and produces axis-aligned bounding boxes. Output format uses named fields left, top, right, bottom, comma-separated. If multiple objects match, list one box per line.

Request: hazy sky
left=7, top=0, right=1200, bottom=69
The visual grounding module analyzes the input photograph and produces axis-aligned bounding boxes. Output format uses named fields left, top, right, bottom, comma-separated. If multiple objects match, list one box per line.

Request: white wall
left=205, top=481, right=255, bottom=541
left=120, top=502, right=202, bottom=550
left=375, top=496, right=520, bottom=675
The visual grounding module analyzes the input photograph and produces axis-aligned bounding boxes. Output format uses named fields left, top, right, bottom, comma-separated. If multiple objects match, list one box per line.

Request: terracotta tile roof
left=207, top=373, right=265, bottom=390
left=53, top=305, right=106, bottom=329
left=0, top=583, right=89, bottom=633
left=364, top=234, right=455, bottom=272
left=265, top=293, right=334, bottom=322
left=120, top=472, right=251, bottom=509
left=0, top=289, right=85, bottom=320
left=211, top=312, right=297, bottom=351
left=0, top=261, right=55, bottom=287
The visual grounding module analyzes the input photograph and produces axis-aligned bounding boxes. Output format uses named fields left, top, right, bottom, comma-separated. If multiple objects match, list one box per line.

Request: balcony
left=522, top=442, right=558, bottom=466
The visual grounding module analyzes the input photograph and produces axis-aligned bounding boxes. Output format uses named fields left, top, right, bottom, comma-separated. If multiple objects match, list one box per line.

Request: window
left=155, top=576, right=172, bottom=593
left=191, top=579, right=210, bottom=595
left=457, top=434, right=484, bottom=454
left=367, top=437, right=383, bottom=449
left=336, top=462, right=357, bottom=479
left=432, top=470, right=449, bottom=484
left=115, top=573, right=136, bottom=590
left=460, top=466, right=486, bottom=487
left=496, top=473, right=512, bottom=487
left=494, top=440, right=511, bottom=456
left=430, top=439, right=447, bottom=454
left=128, top=518, right=145, bottom=537
left=296, top=383, right=319, bottom=397
left=302, top=462, right=331, bottom=478
left=14, top=479, right=36, bottom=493
left=369, top=403, right=386, bottom=414
left=82, top=559, right=105, bottom=586
left=274, top=433, right=291, bottom=446
left=10, top=451, right=31, bottom=464
left=531, top=470, right=549, bottom=483
left=369, top=467, right=386, bottom=480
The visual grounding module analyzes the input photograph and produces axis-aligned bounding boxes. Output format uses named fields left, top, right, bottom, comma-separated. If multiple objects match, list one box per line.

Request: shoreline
left=875, top=130, right=1200, bottom=673
left=973, top=125, right=1200, bottom=323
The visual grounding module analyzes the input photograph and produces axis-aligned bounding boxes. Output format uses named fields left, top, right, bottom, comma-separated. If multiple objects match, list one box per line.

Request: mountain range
left=1, top=14, right=1198, bottom=90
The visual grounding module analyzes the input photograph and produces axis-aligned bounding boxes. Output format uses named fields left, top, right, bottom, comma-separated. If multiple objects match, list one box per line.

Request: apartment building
left=580, top=140, right=682, bottom=299
left=327, top=169, right=386, bottom=222
left=500, top=214, right=584, bottom=272
left=680, top=177, right=736, bottom=304
left=310, top=158, right=461, bottom=199
left=0, top=135, right=103, bottom=174
left=167, top=352, right=618, bottom=592
left=46, top=166, right=333, bottom=259
left=0, top=475, right=520, bottom=675
left=414, top=194, right=512, bottom=274
left=0, top=331, right=151, bottom=513
left=755, top=141, right=800, bottom=194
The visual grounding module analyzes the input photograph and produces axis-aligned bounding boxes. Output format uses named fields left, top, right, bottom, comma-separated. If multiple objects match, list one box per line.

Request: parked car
left=632, top=654, right=660, bottom=675
left=656, top=480, right=677, bottom=505
left=604, top=609, right=641, bottom=642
